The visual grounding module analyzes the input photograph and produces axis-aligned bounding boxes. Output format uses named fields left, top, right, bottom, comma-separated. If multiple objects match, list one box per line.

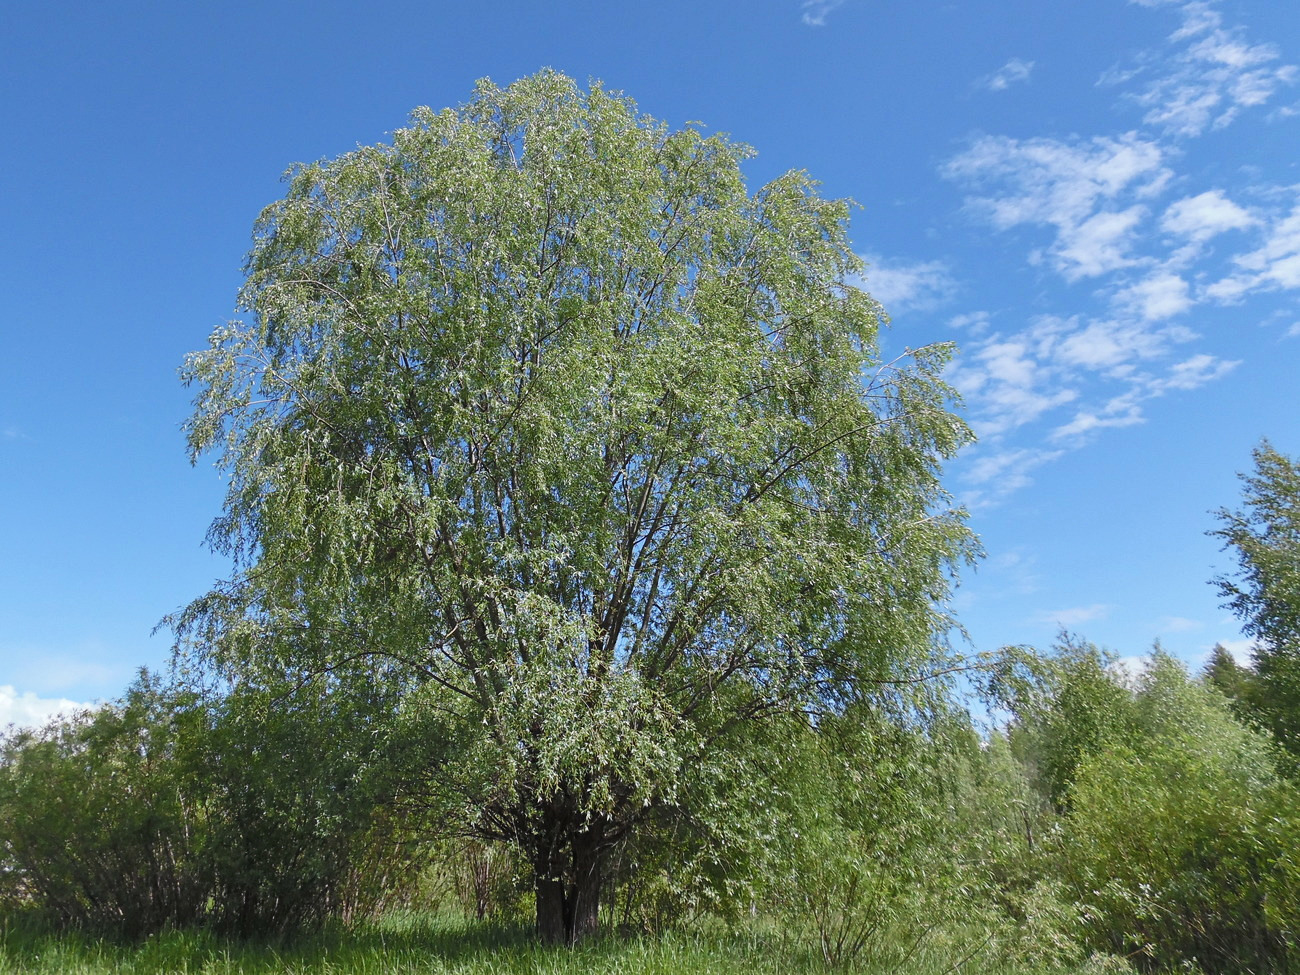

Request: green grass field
left=0, top=911, right=1132, bottom=975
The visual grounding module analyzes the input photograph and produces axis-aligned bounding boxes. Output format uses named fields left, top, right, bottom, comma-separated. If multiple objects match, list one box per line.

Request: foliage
left=948, top=733, right=1061, bottom=936
left=774, top=723, right=965, bottom=969
left=762, top=705, right=1091, bottom=973
left=1058, top=653, right=1300, bottom=973
left=176, top=70, right=974, bottom=942
left=438, top=839, right=528, bottom=922
left=193, top=673, right=425, bottom=935
left=985, top=638, right=1300, bottom=971
left=995, top=636, right=1137, bottom=810
left=0, top=673, right=206, bottom=938
left=1201, top=642, right=1258, bottom=719
left=0, top=670, right=426, bottom=939
left=1212, top=440, right=1300, bottom=754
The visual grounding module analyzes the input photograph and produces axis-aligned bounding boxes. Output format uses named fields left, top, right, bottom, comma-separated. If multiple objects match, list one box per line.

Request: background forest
left=3, top=73, right=1300, bottom=975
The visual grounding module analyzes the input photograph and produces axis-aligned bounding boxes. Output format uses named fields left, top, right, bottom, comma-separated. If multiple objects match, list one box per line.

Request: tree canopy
left=176, top=71, right=975, bottom=944
left=1212, top=439, right=1300, bottom=755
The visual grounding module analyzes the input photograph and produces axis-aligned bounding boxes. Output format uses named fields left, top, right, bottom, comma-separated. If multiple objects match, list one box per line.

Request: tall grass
left=0, top=911, right=1130, bottom=975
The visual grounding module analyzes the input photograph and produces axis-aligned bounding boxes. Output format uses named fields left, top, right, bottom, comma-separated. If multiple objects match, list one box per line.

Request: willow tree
left=179, top=71, right=974, bottom=944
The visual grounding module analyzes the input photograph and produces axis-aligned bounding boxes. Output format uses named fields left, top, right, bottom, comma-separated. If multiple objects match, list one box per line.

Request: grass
left=0, top=910, right=1129, bottom=975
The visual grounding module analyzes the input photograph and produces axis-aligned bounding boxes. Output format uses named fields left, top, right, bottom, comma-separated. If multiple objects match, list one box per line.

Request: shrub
left=1061, top=655, right=1300, bottom=972
left=0, top=674, right=206, bottom=937
left=0, top=670, right=427, bottom=939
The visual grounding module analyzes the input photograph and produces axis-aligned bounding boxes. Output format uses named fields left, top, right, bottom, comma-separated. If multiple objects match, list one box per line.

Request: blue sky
left=2, top=0, right=1298, bottom=727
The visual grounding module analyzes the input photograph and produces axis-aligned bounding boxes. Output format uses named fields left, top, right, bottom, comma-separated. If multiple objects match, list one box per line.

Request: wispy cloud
left=942, top=132, right=1170, bottom=282
left=1153, top=352, right=1239, bottom=390
left=1206, top=199, right=1300, bottom=300
left=936, top=0, right=1293, bottom=505
left=858, top=254, right=956, bottom=313
left=980, top=58, right=1036, bottom=92
left=1158, top=615, right=1204, bottom=632
left=947, top=302, right=1239, bottom=502
left=1034, top=603, right=1111, bottom=626
left=959, top=446, right=1064, bottom=508
left=1111, top=1, right=1299, bottom=137
left=946, top=306, right=1227, bottom=444
left=947, top=330, right=1077, bottom=439
left=1050, top=392, right=1145, bottom=442
left=800, top=0, right=845, bottom=26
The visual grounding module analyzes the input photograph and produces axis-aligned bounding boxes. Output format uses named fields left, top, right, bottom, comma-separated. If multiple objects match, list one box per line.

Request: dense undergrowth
left=4, top=642, right=1300, bottom=974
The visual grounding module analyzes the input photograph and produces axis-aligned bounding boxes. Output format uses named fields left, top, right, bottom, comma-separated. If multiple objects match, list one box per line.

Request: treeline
left=3, top=635, right=1299, bottom=972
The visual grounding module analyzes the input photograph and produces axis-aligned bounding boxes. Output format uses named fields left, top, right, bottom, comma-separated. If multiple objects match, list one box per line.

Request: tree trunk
left=569, top=827, right=603, bottom=943
left=530, top=818, right=607, bottom=945
left=535, top=867, right=569, bottom=945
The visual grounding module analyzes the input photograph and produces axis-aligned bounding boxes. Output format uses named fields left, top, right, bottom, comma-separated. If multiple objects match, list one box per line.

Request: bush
left=0, top=674, right=207, bottom=937
left=1060, top=655, right=1300, bottom=972
left=0, top=670, right=427, bottom=939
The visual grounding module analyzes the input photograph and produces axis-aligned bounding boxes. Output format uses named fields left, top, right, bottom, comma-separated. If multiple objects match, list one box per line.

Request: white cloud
left=1113, top=271, right=1192, bottom=321
left=1119, top=1, right=1298, bottom=136
left=1203, top=274, right=1250, bottom=302
left=800, top=0, right=845, bottom=26
left=1036, top=314, right=1190, bottom=372
left=1056, top=207, right=1149, bottom=279
left=981, top=58, right=1036, bottom=92
left=1161, top=189, right=1255, bottom=240
left=948, top=310, right=993, bottom=335
left=858, top=255, right=956, bottom=312
left=1233, top=204, right=1300, bottom=274
left=1207, top=202, right=1300, bottom=299
left=975, top=385, right=1077, bottom=438
left=943, top=133, right=1169, bottom=281
left=0, top=685, right=86, bottom=732
left=944, top=133, right=1168, bottom=228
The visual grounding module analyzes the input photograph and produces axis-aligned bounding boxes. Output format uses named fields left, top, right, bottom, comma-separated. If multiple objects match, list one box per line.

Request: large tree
left=1212, top=440, right=1300, bottom=755
left=178, top=71, right=975, bottom=944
